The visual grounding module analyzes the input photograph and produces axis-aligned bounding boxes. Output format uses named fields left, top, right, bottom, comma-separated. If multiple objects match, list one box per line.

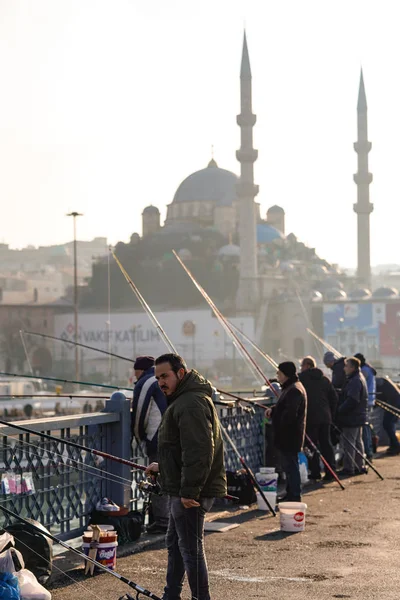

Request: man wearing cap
left=266, top=361, right=307, bottom=502
left=131, top=356, right=168, bottom=533
left=323, top=351, right=347, bottom=394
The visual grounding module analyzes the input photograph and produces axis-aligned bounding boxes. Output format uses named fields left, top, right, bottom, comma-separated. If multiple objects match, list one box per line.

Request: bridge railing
left=0, top=394, right=265, bottom=540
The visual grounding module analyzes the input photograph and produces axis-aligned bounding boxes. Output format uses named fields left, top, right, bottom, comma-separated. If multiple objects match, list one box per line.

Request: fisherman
left=299, top=355, right=338, bottom=481
left=337, top=357, right=368, bottom=477
left=323, top=351, right=347, bottom=394
left=376, top=377, right=400, bottom=456
left=354, top=353, right=377, bottom=460
left=265, top=361, right=307, bottom=502
left=131, top=355, right=169, bottom=534
left=145, top=353, right=227, bottom=600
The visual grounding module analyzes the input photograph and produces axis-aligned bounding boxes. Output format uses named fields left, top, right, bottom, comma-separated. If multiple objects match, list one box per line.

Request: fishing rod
left=0, top=505, right=162, bottom=600
left=172, top=260, right=345, bottom=492
left=111, top=252, right=261, bottom=509
left=23, top=330, right=135, bottom=364
left=0, top=371, right=130, bottom=392
left=0, top=394, right=109, bottom=399
left=0, top=415, right=238, bottom=502
left=306, top=328, right=341, bottom=359
left=375, top=399, right=400, bottom=418
left=172, top=250, right=276, bottom=391
left=112, top=251, right=176, bottom=353
left=331, top=423, right=384, bottom=480
left=23, top=329, right=252, bottom=410
left=0, top=413, right=146, bottom=472
left=226, top=321, right=278, bottom=371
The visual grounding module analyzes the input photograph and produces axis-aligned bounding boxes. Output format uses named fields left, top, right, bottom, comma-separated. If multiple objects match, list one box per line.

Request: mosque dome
left=172, top=160, right=238, bottom=207
left=324, top=288, right=347, bottom=301
left=372, top=286, right=399, bottom=299
left=143, top=205, right=160, bottom=215
left=348, top=288, right=372, bottom=300
left=267, top=205, right=285, bottom=214
left=257, top=223, right=284, bottom=244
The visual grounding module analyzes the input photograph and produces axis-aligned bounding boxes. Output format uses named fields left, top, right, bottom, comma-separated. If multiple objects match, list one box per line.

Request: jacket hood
left=301, top=367, right=324, bottom=381
left=168, top=369, right=213, bottom=404
left=364, top=363, right=377, bottom=376
left=138, top=366, right=155, bottom=380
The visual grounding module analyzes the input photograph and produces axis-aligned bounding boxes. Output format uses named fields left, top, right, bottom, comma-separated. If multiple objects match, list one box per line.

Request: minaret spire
left=353, top=68, right=373, bottom=286
left=236, top=30, right=259, bottom=310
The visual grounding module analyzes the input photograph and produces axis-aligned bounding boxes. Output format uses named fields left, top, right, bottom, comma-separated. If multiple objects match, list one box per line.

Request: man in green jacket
left=145, top=353, right=227, bottom=600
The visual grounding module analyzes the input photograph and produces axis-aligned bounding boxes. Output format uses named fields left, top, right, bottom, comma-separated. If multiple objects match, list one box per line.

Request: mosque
left=88, top=33, right=388, bottom=364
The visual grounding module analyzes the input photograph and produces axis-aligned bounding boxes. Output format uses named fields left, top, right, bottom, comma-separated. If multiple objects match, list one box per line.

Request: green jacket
left=157, top=370, right=227, bottom=499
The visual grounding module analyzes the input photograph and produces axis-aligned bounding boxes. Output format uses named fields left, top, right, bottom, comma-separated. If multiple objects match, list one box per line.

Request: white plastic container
left=278, top=502, right=307, bottom=532
left=255, top=470, right=278, bottom=493
left=256, top=491, right=277, bottom=512
left=82, top=541, right=118, bottom=570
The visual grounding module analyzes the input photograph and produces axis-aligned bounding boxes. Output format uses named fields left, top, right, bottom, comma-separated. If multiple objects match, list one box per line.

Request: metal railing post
left=103, top=393, right=131, bottom=508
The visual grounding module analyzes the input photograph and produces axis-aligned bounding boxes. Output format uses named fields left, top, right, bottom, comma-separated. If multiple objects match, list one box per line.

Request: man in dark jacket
left=131, top=355, right=168, bottom=533
left=146, top=353, right=226, bottom=600
left=266, top=361, right=307, bottom=502
left=323, top=351, right=347, bottom=393
left=299, top=356, right=338, bottom=481
left=376, top=377, right=400, bottom=455
left=337, top=357, right=368, bottom=476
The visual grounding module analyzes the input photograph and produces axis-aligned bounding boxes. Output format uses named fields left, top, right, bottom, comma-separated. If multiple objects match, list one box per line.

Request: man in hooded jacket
left=355, top=353, right=376, bottom=460
left=266, top=361, right=307, bottom=502
left=145, top=353, right=226, bottom=600
left=299, top=356, right=338, bottom=480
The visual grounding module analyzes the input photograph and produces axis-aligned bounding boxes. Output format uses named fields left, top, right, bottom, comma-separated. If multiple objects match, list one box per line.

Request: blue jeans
left=280, top=452, right=301, bottom=500
left=383, top=411, right=400, bottom=450
left=164, top=496, right=214, bottom=600
left=362, top=407, right=374, bottom=458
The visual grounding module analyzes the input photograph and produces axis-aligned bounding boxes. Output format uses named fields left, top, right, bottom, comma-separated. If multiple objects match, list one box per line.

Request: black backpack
left=226, top=470, right=256, bottom=505
left=88, top=510, right=143, bottom=546
left=5, top=520, right=53, bottom=585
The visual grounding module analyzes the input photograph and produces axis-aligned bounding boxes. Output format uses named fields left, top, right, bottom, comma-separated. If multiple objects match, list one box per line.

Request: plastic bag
left=16, top=569, right=51, bottom=600
left=0, top=571, right=20, bottom=599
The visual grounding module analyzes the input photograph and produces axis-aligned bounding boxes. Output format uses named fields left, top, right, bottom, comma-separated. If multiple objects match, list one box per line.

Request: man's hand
left=265, top=408, right=272, bottom=418
left=145, top=462, right=159, bottom=475
left=181, top=498, right=200, bottom=509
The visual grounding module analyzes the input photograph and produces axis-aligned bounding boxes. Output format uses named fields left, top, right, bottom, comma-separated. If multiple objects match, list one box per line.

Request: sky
left=0, top=0, right=398, bottom=268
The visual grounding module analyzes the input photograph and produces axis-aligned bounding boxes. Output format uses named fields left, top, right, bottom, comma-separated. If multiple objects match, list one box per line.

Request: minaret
left=353, top=69, right=373, bottom=286
left=236, top=32, right=259, bottom=310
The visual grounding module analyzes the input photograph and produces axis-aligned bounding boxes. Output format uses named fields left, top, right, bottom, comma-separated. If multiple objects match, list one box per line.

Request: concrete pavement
left=49, top=451, right=400, bottom=599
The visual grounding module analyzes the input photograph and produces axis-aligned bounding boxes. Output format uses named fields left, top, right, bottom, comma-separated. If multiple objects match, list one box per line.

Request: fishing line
left=19, top=330, right=34, bottom=376
left=4, top=531, right=105, bottom=600
left=0, top=436, right=134, bottom=490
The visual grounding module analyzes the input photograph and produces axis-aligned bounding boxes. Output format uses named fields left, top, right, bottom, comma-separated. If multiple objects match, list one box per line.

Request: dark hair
left=346, top=357, right=361, bottom=370
left=302, top=356, right=316, bottom=369
left=354, top=353, right=366, bottom=366
left=155, top=353, right=188, bottom=374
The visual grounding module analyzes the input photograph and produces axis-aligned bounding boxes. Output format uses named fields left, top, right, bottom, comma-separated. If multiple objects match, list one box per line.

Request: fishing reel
left=138, top=478, right=161, bottom=496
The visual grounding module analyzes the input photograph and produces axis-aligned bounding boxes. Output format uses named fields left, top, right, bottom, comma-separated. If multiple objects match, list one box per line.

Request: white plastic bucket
left=256, top=491, right=277, bottom=512
left=255, top=471, right=278, bottom=492
left=82, top=541, right=118, bottom=570
left=278, top=502, right=307, bottom=532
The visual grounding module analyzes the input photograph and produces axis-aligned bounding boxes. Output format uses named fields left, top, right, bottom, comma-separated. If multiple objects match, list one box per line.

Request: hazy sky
left=0, top=0, right=398, bottom=267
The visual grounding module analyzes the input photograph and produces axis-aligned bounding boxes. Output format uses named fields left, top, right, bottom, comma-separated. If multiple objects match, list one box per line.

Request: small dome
left=310, top=290, right=323, bottom=302
left=267, top=205, right=285, bottom=214
left=257, top=223, right=284, bottom=244
left=172, top=161, right=238, bottom=207
left=218, top=244, right=240, bottom=257
left=324, top=288, right=347, bottom=301
left=348, top=288, right=372, bottom=300
left=143, top=205, right=160, bottom=215
left=372, top=286, right=399, bottom=299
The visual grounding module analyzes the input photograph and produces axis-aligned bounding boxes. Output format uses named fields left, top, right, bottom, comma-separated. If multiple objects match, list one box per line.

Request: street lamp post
left=67, top=212, right=83, bottom=382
